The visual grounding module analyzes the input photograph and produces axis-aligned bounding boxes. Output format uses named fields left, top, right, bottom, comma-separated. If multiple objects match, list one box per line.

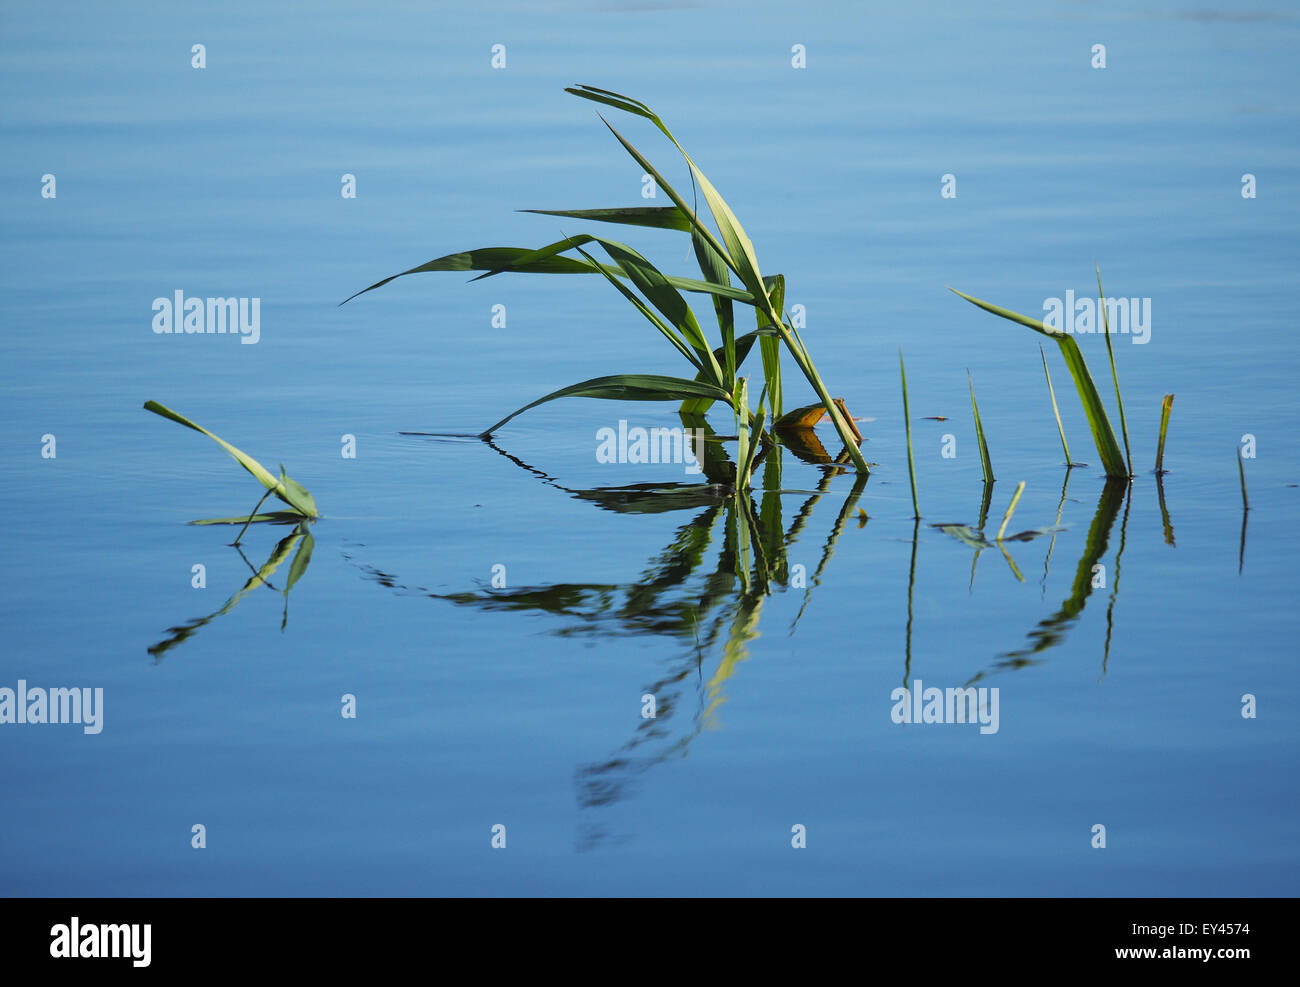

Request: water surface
left=1, top=0, right=1297, bottom=896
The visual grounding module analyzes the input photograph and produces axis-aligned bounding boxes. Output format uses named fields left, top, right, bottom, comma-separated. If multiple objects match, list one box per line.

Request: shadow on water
left=344, top=423, right=873, bottom=847
left=964, top=478, right=1129, bottom=684
left=146, top=411, right=1169, bottom=846
left=147, top=520, right=314, bottom=661
left=338, top=416, right=1167, bottom=846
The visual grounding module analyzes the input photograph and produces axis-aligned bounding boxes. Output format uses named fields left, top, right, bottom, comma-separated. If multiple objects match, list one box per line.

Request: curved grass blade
left=520, top=206, right=692, bottom=231
left=948, top=288, right=1127, bottom=478
left=143, top=401, right=317, bottom=518
left=479, top=234, right=754, bottom=303
left=968, top=370, right=993, bottom=484
left=480, top=374, right=733, bottom=436
left=1096, top=266, right=1134, bottom=476
left=565, top=85, right=658, bottom=122
left=340, top=245, right=599, bottom=304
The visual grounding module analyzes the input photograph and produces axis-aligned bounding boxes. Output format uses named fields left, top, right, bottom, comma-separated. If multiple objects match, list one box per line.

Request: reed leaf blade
left=143, top=401, right=317, bottom=518
left=480, top=374, right=733, bottom=436
left=949, top=288, right=1127, bottom=477
left=968, top=370, right=994, bottom=484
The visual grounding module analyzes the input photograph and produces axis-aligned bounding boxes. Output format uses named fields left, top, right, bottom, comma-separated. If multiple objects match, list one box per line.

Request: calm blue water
left=2, top=0, right=1297, bottom=896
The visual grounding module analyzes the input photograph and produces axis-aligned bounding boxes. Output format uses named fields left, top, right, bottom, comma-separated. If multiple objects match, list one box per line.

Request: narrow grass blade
left=592, top=116, right=737, bottom=284
left=520, top=206, right=691, bottom=231
left=1040, top=344, right=1072, bottom=466
left=758, top=275, right=784, bottom=421
left=480, top=374, right=733, bottom=436
left=734, top=378, right=751, bottom=486
left=1155, top=393, right=1175, bottom=474
left=143, top=401, right=317, bottom=518
left=233, top=488, right=275, bottom=545
left=472, top=237, right=756, bottom=303
left=345, top=240, right=754, bottom=307
left=691, top=226, right=734, bottom=386
left=968, top=370, right=993, bottom=484
left=949, top=287, right=1127, bottom=477
left=900, top=351, right=920, bottom=519
left=977, top=478, right=994, bottom=532
left=341, top=245, right=599, bottom=304
left=680, top=238, right=733, bottom=416
left=565, top=85, right=659, bottom=123
left=996, top=481, right=1026, bottom=541
left=1096, top=266, right=1134, bottom=476
left=742, top=391, right=768, bottom=485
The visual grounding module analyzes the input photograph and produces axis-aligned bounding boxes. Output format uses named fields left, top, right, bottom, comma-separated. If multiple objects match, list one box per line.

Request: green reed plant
left=967, top=370, right=993, bottom=485
left=343, top=85, right=868, bottom=476
left=949, top=284, right=1128, bottom=478
left=1155, top=394, right=1174, bottom=475
left=1096, top=266, right=1134, bottom=476
left=899, top=351, right=920, bottom=518
left=143, top=401, right=317, bottom=541
left=1040, top=344, right=1074, bottom=466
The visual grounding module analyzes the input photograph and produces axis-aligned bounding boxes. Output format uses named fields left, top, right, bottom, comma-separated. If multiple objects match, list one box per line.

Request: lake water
left=2, top=0, right=1297, bottom=896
